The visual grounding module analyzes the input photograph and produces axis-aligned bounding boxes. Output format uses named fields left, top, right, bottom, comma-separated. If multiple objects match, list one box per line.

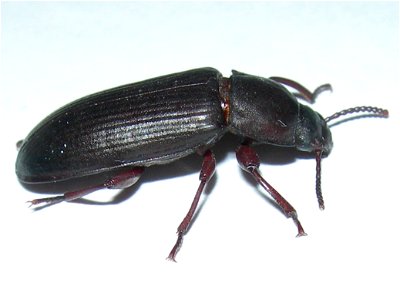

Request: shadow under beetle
left=15, top=67, right=389, bottom=261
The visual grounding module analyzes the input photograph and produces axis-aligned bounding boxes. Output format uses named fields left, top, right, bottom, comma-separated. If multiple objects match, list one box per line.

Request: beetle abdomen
left=16, top=68, right=225, bottom=183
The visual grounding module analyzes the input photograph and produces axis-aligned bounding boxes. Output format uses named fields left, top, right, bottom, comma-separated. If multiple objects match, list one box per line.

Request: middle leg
left=167, top=150, right=216, bottom=262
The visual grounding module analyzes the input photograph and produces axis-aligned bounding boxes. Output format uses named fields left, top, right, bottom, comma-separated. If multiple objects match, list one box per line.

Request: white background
left=1, top=2, right=399, bottom=300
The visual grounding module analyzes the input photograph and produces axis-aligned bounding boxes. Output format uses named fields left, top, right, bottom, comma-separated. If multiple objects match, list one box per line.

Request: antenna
left=325, top=106, right=388, bottom=123
left=315, top=105, right=388, bottom=210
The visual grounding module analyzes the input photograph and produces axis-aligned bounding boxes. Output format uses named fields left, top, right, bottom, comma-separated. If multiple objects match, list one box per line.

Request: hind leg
left=28, top=167, right=145, bottom=207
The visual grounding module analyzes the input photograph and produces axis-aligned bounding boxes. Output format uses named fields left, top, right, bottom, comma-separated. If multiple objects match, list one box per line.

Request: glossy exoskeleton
left=15, top=67, right=388, bottom=261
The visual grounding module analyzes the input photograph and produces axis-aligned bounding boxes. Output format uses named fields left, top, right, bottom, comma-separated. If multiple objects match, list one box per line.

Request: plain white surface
left=1, top=2, right=399, bottom=300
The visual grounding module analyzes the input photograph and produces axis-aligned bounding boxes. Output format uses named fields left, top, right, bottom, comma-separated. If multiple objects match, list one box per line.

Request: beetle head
left=295, top=105, right=333, bottom=155
left=303, top=105, right=388, bottom=210
left=294, top=106, right=333, bottom=209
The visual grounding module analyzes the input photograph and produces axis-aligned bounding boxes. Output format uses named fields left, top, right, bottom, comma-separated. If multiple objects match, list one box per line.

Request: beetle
left=15, top=67, right=388, bottom=261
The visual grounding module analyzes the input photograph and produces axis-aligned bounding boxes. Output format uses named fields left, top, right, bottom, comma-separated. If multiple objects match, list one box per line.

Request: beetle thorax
left=227, top=73, right=301, bottom=146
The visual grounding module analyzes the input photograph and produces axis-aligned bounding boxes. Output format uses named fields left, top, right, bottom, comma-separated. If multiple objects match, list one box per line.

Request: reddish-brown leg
left=28, top=167, right=145, bottom=206
left=236, top=145, right=306, bottom=237
left=167, top=150, right=216, bottom=262
left=269, top=76, right=332, bottom=104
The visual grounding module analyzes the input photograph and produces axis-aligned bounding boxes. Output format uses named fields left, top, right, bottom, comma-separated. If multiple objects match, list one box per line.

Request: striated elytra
left=15, top=67, right=389, bottom=261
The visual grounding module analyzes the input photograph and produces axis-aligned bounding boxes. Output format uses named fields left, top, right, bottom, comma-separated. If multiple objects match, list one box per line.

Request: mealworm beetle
left=15, top=67, right=389, bottom=261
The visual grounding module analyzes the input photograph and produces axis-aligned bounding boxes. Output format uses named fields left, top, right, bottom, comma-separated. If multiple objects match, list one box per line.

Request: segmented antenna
left=315, top=105, right=388, bottom=210
left=325, top=106, right=389, bottom=123
left=315, top=150, right=324, bottom=210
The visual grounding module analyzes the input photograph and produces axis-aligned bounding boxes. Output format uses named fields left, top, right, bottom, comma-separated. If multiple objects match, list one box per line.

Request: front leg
left=270, top=76, right=332, bottom=104
left=236, top=144, right=306, bottom=237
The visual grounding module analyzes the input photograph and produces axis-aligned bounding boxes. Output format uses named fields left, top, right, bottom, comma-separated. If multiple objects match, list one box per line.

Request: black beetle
left=15, top=67, right=388, bottom=261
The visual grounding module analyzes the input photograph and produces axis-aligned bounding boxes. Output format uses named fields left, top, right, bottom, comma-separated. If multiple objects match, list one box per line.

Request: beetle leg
left=28, top=167, right=144, bottom=207
left=236, top=144, right=307, bottom=237
left=269, top=76, right=332, bottom=104
left=167, top=150, right=216, bottom=262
